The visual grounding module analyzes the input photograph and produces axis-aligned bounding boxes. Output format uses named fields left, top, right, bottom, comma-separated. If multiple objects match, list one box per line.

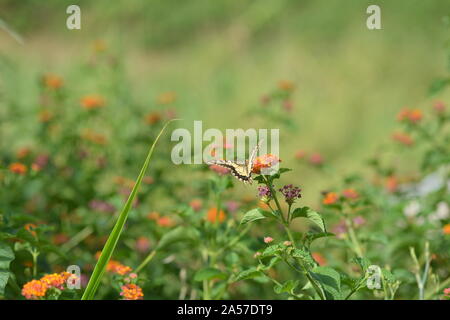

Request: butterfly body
left=207, top=140, right=262, bottom=184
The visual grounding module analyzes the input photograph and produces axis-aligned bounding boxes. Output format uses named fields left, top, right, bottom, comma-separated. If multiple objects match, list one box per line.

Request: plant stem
left=135, top=250, right=157, bottom=274
left=31, top=249, right=39, bottom=277
left=345, top=217, right=363, bottom=257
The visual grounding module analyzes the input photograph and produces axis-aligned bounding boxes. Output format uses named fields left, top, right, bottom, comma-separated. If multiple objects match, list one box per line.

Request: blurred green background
left=1, top=0, right=450, bottom=205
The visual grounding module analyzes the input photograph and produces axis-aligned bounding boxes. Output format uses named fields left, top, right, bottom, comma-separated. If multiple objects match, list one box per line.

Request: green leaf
left=156, top=226, right=198, bottom=251
left=234, top=267, right=262, bottom=281
left=292, top=248, right=316, bottom=268
left=240, top=208, right=272, bottom=224
left=311, top=266, right=342, bottom=300
left=194, top=268, right=227, bottom=282
left=304, top=232, right=334, bottom=247
left=274, top=280, right=300, bottom=294
left=291, top=207, right=326, bottom=232
left=381, top=269, right=396, bottom=284
left=261, top=243, right=283, bottom=258
left=0, top=243, right=15, bottom=295
left=81, top=119, right=179, bottom=300
left=352, top=257, right=371, bottom=272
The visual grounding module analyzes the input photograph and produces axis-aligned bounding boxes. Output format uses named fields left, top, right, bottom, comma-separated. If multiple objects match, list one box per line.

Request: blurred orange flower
left=323, top=192, right=338, bottom=205
left=278, top=80, right=295, bottom=91
left=397, top=108, right=422, bottom=124
left=24, top=223, right=37, bottom=237
left=392, top=132, right=414, bottom=146
left=135, top=236, right=151, bottom=253
left=157, top=216, right=175, bottom=227
left=52, top=233, right=69, bottom=245
left=433, top=101, right=446, bottom=114
left=342, top=188, right=359, bottom=200
left=189, top=199, right=203, bottom=212
left=147, top=211, right=160, bottom=221
left=81, top=129, right=107, bottom=145
left=295, top=150, right=306, bottom=160
left=81, top=95, right=105, bottom=110
left=385, top=176, right=398, bottom=193
left=42, top=73, right=63, bottom=90
left=206, top=208, right=226, bottom=223
left=16, top=148, right=31, bottom=159
left=145, top=112, right=161, bottom=125
left=309, top=153, right=323, bottom=166
left=9, top=162, right=27, bottom=175
left=312, top=252, right=327, bottom=266
left=443, top=224, right=450, bottom=235
left=38, top=109, right=54, bottom=123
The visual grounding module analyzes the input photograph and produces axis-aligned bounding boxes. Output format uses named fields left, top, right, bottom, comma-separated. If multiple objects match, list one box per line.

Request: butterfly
left=207, top=140, right=263, bottom=184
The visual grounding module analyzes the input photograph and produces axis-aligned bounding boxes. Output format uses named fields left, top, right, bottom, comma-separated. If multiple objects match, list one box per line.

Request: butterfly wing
left=247, top=139, right=263, bottom=174
left=207, top=159, right=252, bottom=183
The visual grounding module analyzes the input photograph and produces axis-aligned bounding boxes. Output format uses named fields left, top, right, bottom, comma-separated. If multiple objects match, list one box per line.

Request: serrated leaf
left=292, top=248, right=316, bottom=267
left=311, top=266, right=342, bottom=300
left=261, top=243, right=283, bottom=258
left=274, top=279, right=300, bottom=294
left=291, top=207, right=326, bottom=232
left=194, top=267, right=227, bottom=282
left=352, top=257, right=371, bottom=272
left=0, top=243, right=15, bottom=295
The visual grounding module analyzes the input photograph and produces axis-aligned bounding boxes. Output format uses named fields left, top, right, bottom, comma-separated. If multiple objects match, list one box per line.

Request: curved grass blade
left=81, top=119, right=179, bottom=300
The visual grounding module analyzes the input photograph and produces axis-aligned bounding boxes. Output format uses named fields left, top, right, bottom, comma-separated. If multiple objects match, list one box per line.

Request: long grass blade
left=81, top=119, right=179, bottom=300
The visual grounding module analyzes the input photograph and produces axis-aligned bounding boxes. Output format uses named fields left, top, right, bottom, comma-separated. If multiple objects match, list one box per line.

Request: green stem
left=345, top=217, right=363, bottom=257
left=134, top=250, right=157, bottom=274
left=261, top=175, right=325, bottom=300
left=31, top=249, right=39, bottom=277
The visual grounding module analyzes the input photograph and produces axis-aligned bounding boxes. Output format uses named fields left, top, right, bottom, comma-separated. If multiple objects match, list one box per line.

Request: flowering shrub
left=0, top=19, right=449, bottom=301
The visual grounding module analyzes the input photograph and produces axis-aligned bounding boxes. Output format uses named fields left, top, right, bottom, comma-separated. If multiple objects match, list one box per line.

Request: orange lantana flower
left=120, top=283, right=144, bottom=300
left=21, top=280, right=48, bottom=300
left=42, top=73, right=63, bottom=90
left=106, top=260, right=132, bottom=275
left=157, top=216, right=174, bottom=228
left=9, top=162, right=27, bottom=175
left=342, top=188, right=359, bottom=200
left=252, top=154, right=281, bottom=174
left=443, top=224, right=450, bottom=235
left=40, top=272, right=70, bottom=290
left=397, top=108, right=422, bottom=124
left=322, top=192, right=338, bottom=205
left=189, top=199, right=203, bottom=212
left=312, top=252, right=327, bottom=266
left=145, top=112, right=161, bottom=125
left=392, top=132, right=414, bottom=146
left=24, top=223, right=37, bottom=237
left=278, top=80, right=295, bottom=91
left=385, top=176, right=398, bottom=193
left=206, top=208, right=226, bottom=223
left=81, top=95, right=105, bottom=110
